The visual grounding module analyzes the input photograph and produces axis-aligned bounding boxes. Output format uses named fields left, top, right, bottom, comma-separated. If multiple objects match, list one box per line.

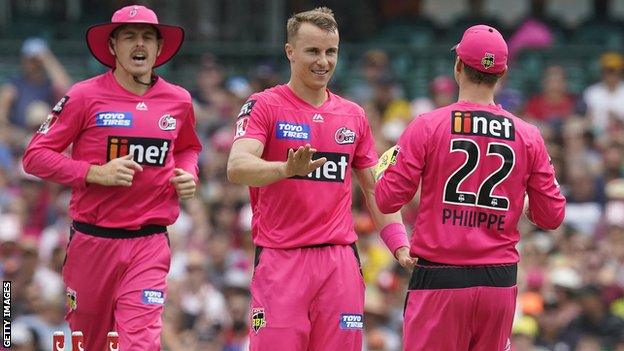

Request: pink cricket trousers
left=249, top=244, right=365, bottom=351
left=403, top=258, right=517, bottom=351
left=62, top=222, right=170, bottom=351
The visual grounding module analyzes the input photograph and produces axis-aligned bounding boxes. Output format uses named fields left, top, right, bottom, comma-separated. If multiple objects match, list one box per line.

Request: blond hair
left=286, top=7, right=337, bottom=43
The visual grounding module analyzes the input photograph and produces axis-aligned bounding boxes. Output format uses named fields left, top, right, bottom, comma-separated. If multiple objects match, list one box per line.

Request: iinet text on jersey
left=451, top=110, right=515, bottom=141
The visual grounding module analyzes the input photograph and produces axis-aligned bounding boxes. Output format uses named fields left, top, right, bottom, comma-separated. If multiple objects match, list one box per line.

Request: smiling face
left=109, top=24, right=162, bottom=80
left=285, top=22, right=339, bottom=92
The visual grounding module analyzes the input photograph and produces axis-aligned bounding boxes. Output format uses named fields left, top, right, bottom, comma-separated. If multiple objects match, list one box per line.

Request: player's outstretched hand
left=395, top=247, right=417, bottom=270
left=86, top=154, right=143, bottom=187
left=170, top=168, right=196, bottom=199
left=283, top=144, right=327, bottom=178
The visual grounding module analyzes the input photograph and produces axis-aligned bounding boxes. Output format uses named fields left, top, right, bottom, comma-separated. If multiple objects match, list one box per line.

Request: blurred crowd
left=2, top=19, right=624, bottom=351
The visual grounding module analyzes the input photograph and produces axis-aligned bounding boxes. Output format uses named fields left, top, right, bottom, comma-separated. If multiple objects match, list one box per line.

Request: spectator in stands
left=524, top=65, right=577, bottom=124
left=583, top=52, right=624, bottom=139
left=559, top=285, right=624, bottom=349
left=0, top=38, right=71, bottom=128
left=410, top=75, right=457, bottom=117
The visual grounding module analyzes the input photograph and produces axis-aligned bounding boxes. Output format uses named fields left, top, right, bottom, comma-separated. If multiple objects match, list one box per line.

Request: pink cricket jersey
left=23, top=71, right=202, bottom=229
left=234, top=85, right=377, bottom=248
left=375, top=101, right=565, bottom=265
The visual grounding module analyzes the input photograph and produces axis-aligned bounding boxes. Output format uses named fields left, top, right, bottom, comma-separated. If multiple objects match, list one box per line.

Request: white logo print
left=158, top=114, right=176, bottom=131
left=334, top=127, right=356, bottom=144
left=312, top=113, right=324, bottom=123
left=136, top=102, right=148, bottom=111
left=130, top=6, right=138, bottom=17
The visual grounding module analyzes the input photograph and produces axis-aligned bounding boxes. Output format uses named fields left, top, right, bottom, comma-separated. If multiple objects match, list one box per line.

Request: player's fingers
left=309, top=157, right=327, bottom=170
left=128, top=161, right=143, bottom=172
left=119, top=154, right=134, bottom=160
left=287, top=148, right=295, bottom=161
left=179, top=189, right=195, bottom=197
left=116, top=177, right=133, bottom=187
left=176, top=181, right=196, bottom=191
left=293, top=146, right=305, bottom=161
left=118, top=167, right=135, bottom=176
left=117, top=173, right=134, bottom=183
left=173, top=168, right=185, bottom=176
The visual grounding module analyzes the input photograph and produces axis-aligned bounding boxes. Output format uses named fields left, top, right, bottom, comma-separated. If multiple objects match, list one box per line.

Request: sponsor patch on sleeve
left=374, top=145, right=400, bottom=180
left=238, top=99, right=256, bottom=118
left=339, top=313, right=364, bottom=330
left=141, top=289, right=165, bottom=305
left=37, top=113, right=58, bottom=134
left=235, top=117, right=249, bottom=138
left=52, top=95, right=69, bottom=114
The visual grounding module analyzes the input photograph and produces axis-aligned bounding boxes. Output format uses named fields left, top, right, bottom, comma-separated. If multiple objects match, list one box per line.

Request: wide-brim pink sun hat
left=86, top=4, right=184, bottom=68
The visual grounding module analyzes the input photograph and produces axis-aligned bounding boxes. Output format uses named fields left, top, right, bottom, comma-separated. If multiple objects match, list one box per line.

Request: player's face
left=286, top=22, right=339, bottom=91
left=109, top=24, right=162, bottom=79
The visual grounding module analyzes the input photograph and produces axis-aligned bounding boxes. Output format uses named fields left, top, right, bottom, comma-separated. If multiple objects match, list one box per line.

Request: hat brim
left=86, top=22, right=184, bottom=68
left=450, top=44, right=459, bottom=52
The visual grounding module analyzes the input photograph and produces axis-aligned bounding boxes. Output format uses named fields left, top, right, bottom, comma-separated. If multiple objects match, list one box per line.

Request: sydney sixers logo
left=335, top=127, right=355, bottom=144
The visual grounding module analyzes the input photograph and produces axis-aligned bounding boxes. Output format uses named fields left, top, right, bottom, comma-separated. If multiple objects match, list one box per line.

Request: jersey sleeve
left=375, top=117, right=428, bottom=214
left=526, top=129, right=566, bottom=229
left=353, top=112, right=378, bottom=169
left=233, top=94, right=271, bottom=145
left=22, top=90, right=91, bottom=188
left=174, top=101, right=202, bottom=181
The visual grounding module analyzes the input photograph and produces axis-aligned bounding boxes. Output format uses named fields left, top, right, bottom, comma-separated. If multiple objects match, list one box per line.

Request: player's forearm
left=227, top=152, right=288, bottom=187
left=174, top=149, right=201, bottom=182
left=363, top=187, right=403, bottom=228
left=22, top=147, right=91, bottom=187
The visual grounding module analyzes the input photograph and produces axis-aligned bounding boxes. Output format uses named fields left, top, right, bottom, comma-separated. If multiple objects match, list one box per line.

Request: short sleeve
left=233, top=94, right=272, bottom=145
left=352, top=112, right=378, bottom=169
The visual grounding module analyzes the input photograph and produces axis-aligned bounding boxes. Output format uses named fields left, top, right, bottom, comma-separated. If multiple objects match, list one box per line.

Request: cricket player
left=227, top=7, right=413, bottom=351
left=375, top=25, right=566, bottom=350
left=22, top=5, right=201, bottom=351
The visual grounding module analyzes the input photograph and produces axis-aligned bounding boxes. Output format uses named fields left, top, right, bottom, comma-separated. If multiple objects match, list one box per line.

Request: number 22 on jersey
left=443, top=138, right=515, bottom=210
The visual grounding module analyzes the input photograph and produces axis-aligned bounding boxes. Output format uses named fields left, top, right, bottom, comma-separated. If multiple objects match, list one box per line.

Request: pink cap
left=86, top=5, right=184, bottom=68
left=452, top=25, right=508, bottom=74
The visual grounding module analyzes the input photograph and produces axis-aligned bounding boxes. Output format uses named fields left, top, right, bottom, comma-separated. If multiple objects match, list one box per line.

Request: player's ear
left=285, top=42, right=294, bottom=62
left=157, top=38, right=163, bottom=57
left=109, top=38, right=116, bottom=56
left=454, top=57, right=462, bottom=73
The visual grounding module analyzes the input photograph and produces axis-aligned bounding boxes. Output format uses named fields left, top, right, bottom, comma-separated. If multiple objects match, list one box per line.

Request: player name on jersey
left=451, top=110, right=515, bottom=141
left=442, top=207, right=506, bottom=231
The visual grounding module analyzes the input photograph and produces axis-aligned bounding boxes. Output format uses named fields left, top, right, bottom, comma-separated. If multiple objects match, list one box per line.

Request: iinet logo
left=107, top=136, right=171, bottom=167
left=451, top=110, right=515, bottom=141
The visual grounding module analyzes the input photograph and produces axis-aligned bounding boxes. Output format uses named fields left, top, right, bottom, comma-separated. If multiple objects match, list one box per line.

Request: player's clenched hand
left=86, top=154, right=143, bottom=187
left=395, top=247, right=417, bottom=269
left=170, top=168, right=196, bottom=199
left=283, top=144, right=327, bottom=178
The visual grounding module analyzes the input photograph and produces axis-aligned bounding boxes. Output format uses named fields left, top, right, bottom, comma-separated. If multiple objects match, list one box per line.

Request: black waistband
left=72, top=221, right=167, bottom=239
left=408, top=258, right=517, bottom=290
left=253, top=243, right=360, bottom=269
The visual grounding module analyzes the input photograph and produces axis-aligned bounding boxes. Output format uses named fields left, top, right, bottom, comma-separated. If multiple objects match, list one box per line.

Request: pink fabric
left=403, top=286, right=517, bottom=350
left=379, top=222, right=409, bottom=256
left=23, top=70, right=202, bottom=229
left=454, top=25, right=508, bottom=74
left=375, top=101, right=566, bottom=265
left=86, top=5, right=184, bottom=68
left=234, top=84, right=378, bottom=248
left=63, top=230, right=170, bottom=351
left=249, top=245, right=364, bottom=350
